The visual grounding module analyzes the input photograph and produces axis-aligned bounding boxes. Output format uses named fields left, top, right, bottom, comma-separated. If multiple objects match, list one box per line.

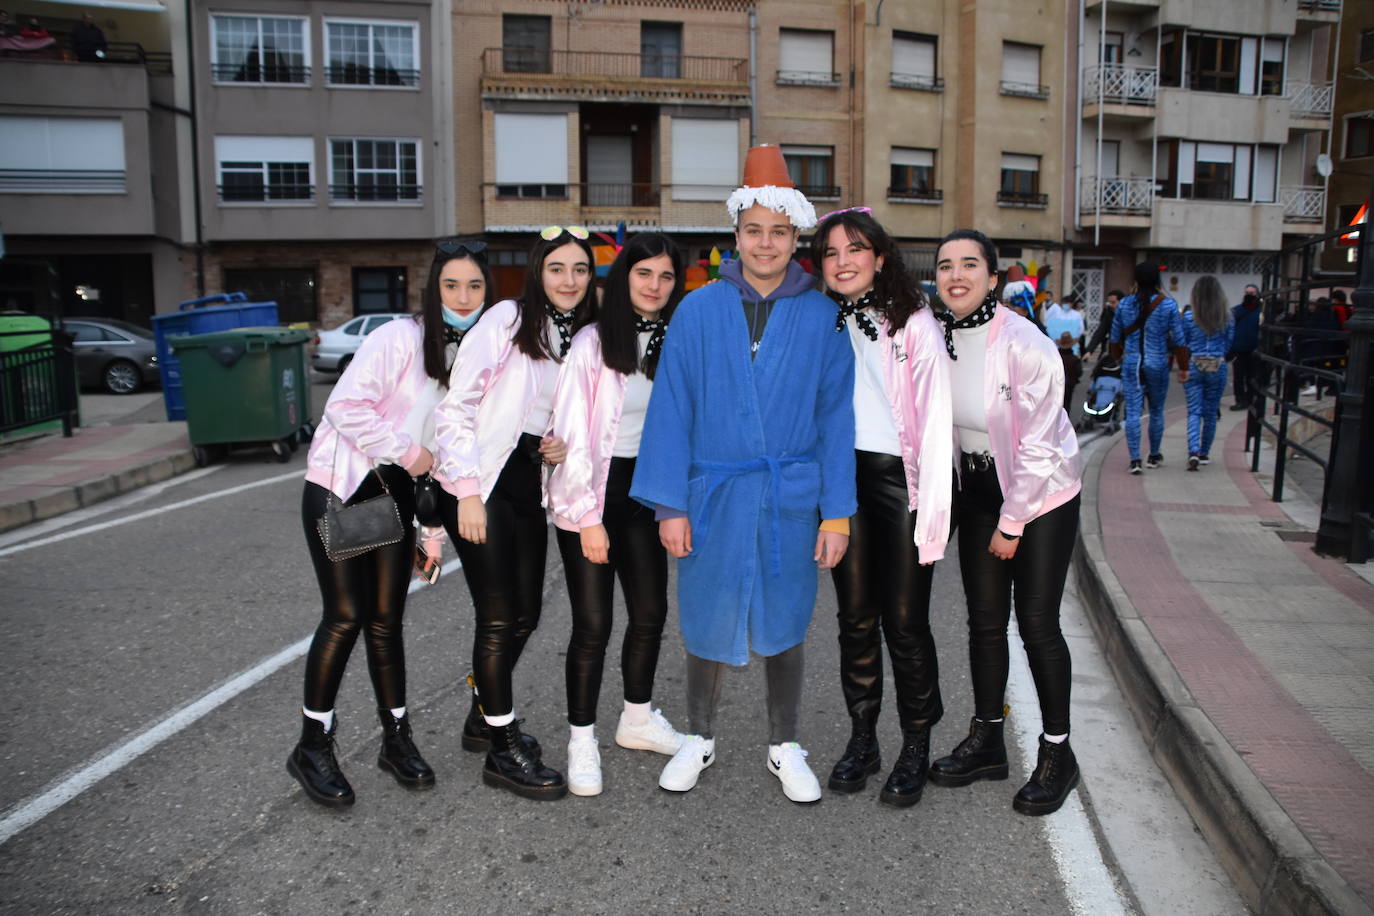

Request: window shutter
left=494, top=113, right=568, bottom=183
left=671, top=118, right=739, bottom=201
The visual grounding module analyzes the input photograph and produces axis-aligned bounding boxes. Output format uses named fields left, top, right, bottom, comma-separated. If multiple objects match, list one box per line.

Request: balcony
left=480, top=48, right=748, bottom=105
left=578, top=182, right=659, bottom=209
left=1080, top=177, right=1153, bottom=228
left=1296, top=0, right=1341, bottom=24
left=217, top=183, right=315, bottom=204
left=999, top=81, right=1049, bottom=100
left=1281, top=185, right=1326, bottom=225
left=1082, top=64, right=1157, bottom=116
left=888, top=187, right=943, bottom=204
left=777, top=70, right=841, bottom=88
left=997, top=191, right=1048, bottom=209
left=1287, top=81, right=1333, bottom=120
left=889, top=73, right=943, bottom=93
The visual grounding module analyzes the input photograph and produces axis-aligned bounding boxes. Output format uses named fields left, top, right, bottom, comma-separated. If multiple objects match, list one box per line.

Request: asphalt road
left=0, top=383, right=1245, bottom=915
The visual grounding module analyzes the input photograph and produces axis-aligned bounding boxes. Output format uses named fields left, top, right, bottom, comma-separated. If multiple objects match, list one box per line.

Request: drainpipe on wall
left=1095, top=0, right=1105, bottom=248
left=1074, top=0, right=1085, bottom=233
left=184, top=0, right=204, bottom=298
left=748, top=6, right=757, bottom=146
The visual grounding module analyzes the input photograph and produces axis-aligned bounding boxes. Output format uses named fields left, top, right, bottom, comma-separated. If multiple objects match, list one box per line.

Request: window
left=66, top=322, right=119, bottom=342
left=215, top=136, right=313, bottom=202
left=1260, top=39, right=1284, bottom=96
left=671, top=118, right=739, bottom=201
left=1361, top=30, right=1374, bottom=63
left=1001, top=42, right=1045, bottom=98
left=502, top=15, right=550, bottom=74
left=998, top=153, right=1044, bottom=206
left=222, top=268, right=317, bottom=324
left=353, top=268, right=406, bottom=315
left=0, top=117, right=125, bottom=192
left=1159, top=30, right=1183, bottom=87
left=325, top=20, right=419, bottom=87
left=1171, top=141, right=1279, bottom=201
left=1347, top=116, right=1374, bottom=158
left=891, top=32, right=939, bottom=91
left=1103, top=32, right=1123, bottom=65
left=641, top=21, right=682, bottom=78
left=778, top=29, right=837, bottom=86
left=1193, top=145, right=1235, bottom=201
left=889, top=147, right=938, bottom=200
left=1188, top=34, right=1240, bottom=93
left=494, top=113, right=568, bottom=199
left=211, top=15, right=308, bottom=84
left=782, top=145, right=836, bottom=198
left=329, top=139, right=420, bottom=202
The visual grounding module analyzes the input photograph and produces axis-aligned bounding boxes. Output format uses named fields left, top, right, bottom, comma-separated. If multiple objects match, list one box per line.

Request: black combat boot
left=482, top=721, right=568, bottom=801
left=377, top=708, right=436, bottom=790
left=460, top=674, right=541, bottom=757
left=1012, top=736, right=1079, bottom=816
left=286, top=714, right=355, bottom=808
left=827, top=716, right=881, bottom=793
left=928, top=717, right=1009, bottom=787
left=879, top=724, right=930, bottom=807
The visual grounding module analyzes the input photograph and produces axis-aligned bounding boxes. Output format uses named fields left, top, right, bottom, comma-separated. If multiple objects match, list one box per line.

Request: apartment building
left=1323, top=0, right=1373, bottom=272
left=1071, top=0, right=1338, bottom=315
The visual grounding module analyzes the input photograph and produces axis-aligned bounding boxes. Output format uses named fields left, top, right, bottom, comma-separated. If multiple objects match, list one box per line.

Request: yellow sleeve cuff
left=819, top=518, right=850, bottom=536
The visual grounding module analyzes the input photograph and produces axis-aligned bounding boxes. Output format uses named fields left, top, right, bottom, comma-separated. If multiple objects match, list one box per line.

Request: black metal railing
left=776, top=69, right=842, bottom=86
left=999, top=81, right=1050, bottom=99
left=577, top=182, right=660, bottom=208
left=996, top=191, right=1048, bottom=207
left=797, top=184, right=841, bottom=199
left=888, top=187, right=943, bottom=201
left=481, top=48, right=746, bottom=83
left=325, top=65, right=419, bottom=87
left=0, top=169, right=126, bottom=192
left=329, top=183, right=422, bottom=202
left=211, top=62, right=309, bottom=83
left=890, top=73, right=943, bottom=91
left=0, top=38, right=171, bottom=73
left=217, top=183, right=314, bottom=202
left=0, top=329, right=77, bottom=438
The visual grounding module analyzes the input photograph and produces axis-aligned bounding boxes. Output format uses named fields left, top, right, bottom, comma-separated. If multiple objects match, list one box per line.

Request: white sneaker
left=768, top=742, right=822, bottom=804
left=658, top=735, right=715, bottom=792
left=615, top=708, right=686, bottom=756
left=566, top=737, right=602, bottom=797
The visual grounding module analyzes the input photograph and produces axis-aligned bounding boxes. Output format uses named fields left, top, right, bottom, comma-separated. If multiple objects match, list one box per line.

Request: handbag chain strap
left=324, top=423, right=391, bottom=508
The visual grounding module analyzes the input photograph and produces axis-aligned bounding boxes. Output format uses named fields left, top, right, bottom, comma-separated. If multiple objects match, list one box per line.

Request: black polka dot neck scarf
left=934, top=292, right=998, bottom=360
left=636, top=315, right=666, bottom=365
left=547, top=304, right=576, bottom=358
left=834, top=290, right=880, bottom=341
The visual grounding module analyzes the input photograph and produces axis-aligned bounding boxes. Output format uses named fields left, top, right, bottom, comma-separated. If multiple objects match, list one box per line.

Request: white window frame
left=323, top=18, right=420, bottom=89
left=209, top=14, right=310, bottom=86
left=214, top=135, right=315, bottom=205
left=778, top=29, right=838, bottom=87
left=0, top=116, right=126, bottom=193
left=328, top=137, right=422, bottom=205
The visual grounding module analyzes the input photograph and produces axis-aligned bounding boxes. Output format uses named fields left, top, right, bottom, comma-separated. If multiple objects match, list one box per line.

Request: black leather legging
left=300, top=462, right=417, bottom=712
left=442, top=433, right=547, bottom=719
left=957, top=459, right=1079, bottom=736
left=556, top=457, right=668, bottom=727
left=829, top=450, right=943, bottom=729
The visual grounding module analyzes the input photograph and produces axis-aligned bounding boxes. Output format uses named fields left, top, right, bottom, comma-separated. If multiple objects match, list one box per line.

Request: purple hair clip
left=817, top=205, right=873, bottom=223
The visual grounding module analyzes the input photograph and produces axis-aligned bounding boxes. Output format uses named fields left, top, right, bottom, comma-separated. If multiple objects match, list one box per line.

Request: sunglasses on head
left=436, top=239, right=487, bottom=257
left=818, top=206, right=873, bottom=223
left=540, top=225, right=590, bottom=241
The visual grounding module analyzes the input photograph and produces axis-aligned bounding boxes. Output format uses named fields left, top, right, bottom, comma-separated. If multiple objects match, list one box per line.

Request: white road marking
left=0, top=469, right=303, bottom=559
left=0, top=556, right=462, bottom=846
left=1005, top=615, right=1130, bottom=916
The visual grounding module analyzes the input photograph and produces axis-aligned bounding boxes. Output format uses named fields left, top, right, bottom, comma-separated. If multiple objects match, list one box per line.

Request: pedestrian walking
left=1111, top=262, right=1189, bottom=473
left=630, top=144, right=857, bottom=804
left=432, top=227, right=596, bottom=801
left=547, top=233, right=689, bottom=796
left=1182, top=276, right=1235, bottom=471
left=1084, top=289, right=1122, bottom=361
left=288, top=240, right=488, bottom=807
left=926, top=229, right=1085, bottom=817
left=1228, top=284, right=1261, bottom=410
left=811, top=207, right=954, bottom=806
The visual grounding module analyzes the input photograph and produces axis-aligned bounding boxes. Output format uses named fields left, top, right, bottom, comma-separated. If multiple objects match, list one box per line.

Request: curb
left=0, top=449, right=198, bottom=535
left=1074, top=437, right=1373, bottom=916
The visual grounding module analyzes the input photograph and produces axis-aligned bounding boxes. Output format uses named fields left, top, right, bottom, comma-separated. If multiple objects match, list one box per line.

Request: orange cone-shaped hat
left=727, top=143, right=816, bottom=229
left=741, top=144, right=794, bottom=189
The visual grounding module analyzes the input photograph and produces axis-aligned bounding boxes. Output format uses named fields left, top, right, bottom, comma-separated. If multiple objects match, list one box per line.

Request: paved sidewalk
left=1077, top=405, right=1374, bottom=916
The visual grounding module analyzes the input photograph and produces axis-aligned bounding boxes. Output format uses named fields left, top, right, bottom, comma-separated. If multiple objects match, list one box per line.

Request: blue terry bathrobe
left=631, top=259, right=856, bottom=665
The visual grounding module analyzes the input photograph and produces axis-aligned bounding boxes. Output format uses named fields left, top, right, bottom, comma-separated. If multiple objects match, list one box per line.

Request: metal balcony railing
left=1080, top=176, right=1153, bottom=215
left=481, top=48, right=747, bottom=83
left=999, top=81, right=1050, bottom=99
left=777, top=70, right=841, bottom=87
left=890, top=72, right=943, bottom=92
left=218, top=183, right=315, bottom=203
left=211, top=62, right=309, bottom=84
left=1281, top=185, right=1326, bottom=223
left=1287, top=81, right=1334, bottom=118
left=578, top=182, right=660, bottom=208
left=797, top=184, right=841, bottom=199
left=329, top=183, right=422, bottom=202
left=887, top=186, right=943, bottom=201
left=325, top=65, right=420, bottom=87
left=997, top=190, right=1049, bottom=207
left=0, top=169, right=126, bottom=192
left=1082, top=64, right=1157, bottom=105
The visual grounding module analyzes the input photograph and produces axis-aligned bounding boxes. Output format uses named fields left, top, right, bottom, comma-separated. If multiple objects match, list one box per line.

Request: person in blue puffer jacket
left=1110, top=262, right=1189, bottom=474
left=1181, top=276, right=1235, bottom=470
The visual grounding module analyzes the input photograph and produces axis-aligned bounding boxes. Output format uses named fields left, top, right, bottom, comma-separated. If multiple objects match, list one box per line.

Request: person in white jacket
left=547, top=232, right=689, bottom=796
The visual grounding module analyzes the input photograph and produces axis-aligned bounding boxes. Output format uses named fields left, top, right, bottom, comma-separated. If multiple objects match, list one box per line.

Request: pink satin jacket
left=875, top=306, right=955, bottom=563
left=547, top=325, right=633, bottom=532
left=964, top=306, right=1083, bottom=536
left=433, top=299, right=556, bottom=502
left=304, top=316, right=444, bottom=545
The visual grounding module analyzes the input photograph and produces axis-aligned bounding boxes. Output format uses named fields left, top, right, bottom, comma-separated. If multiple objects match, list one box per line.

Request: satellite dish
left=1316, top=154, right=1333, bottom=178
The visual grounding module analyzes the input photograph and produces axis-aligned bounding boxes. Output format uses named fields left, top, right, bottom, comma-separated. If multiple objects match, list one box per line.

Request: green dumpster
left=169, top=327, right=313, bottom=465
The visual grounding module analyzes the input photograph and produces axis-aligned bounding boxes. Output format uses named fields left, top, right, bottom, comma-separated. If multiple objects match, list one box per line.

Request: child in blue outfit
left=1110, top=262, right=1189, bottom=473
left=1181, top=276, right=1236, bottom=470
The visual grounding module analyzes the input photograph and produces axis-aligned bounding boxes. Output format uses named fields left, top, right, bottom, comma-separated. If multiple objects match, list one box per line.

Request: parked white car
left=311, top=313, right=409, bottom=373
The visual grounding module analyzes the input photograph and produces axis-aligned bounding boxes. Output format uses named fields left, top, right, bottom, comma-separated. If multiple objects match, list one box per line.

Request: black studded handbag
left=316, top=437, right=405, bottom=562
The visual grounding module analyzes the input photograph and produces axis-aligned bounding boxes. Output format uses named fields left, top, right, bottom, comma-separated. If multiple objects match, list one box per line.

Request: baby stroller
left=1079, top=359, right=1124, bottom=434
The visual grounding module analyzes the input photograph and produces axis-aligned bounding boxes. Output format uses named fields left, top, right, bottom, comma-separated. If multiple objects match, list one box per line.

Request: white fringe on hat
left=726, top=185, right=817, bottom=230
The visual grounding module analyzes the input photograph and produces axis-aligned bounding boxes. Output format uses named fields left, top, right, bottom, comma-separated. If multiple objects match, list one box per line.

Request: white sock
left=302, top=707, right=334, bottom=730
left=1044, top=732, right=1068, bottom=744
left=570, top=723, right=596, bottom=743
left=622, top=700, right=651, bottom=725
left=980, top=717, right=1004, bottom=723
left=484, top=711, right=515, bottom=727
left=389, top=705, right=406, bottom=720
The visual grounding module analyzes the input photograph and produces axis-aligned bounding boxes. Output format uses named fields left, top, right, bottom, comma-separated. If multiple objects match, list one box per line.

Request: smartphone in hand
left=414, top=546, right=440, bottom=585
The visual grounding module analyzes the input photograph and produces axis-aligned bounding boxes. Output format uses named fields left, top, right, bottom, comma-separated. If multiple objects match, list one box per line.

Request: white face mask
left=442, top=303, right=484, bottom=331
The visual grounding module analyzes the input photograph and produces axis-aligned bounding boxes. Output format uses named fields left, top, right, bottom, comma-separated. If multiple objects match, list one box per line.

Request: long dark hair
left=810, top=210, right=926, bottom=334
left=513, top=230, right=597, bottom=361
left=1133, top=261, right=1163, bottom=298
left=598, top=233, right=685, bottom=379
left=1189, top=275, right=1229, bottom=335
left=418, top=246, right=492, bottom=384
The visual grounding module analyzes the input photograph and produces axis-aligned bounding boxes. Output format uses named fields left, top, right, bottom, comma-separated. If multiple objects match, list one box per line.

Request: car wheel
left=103, top=359, right=142, bottom=394
left=337, top=355, right=352, bottom=373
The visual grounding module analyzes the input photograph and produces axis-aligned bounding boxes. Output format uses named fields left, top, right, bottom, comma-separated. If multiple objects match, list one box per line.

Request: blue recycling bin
left=152, top=293, right=279, bottom=420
